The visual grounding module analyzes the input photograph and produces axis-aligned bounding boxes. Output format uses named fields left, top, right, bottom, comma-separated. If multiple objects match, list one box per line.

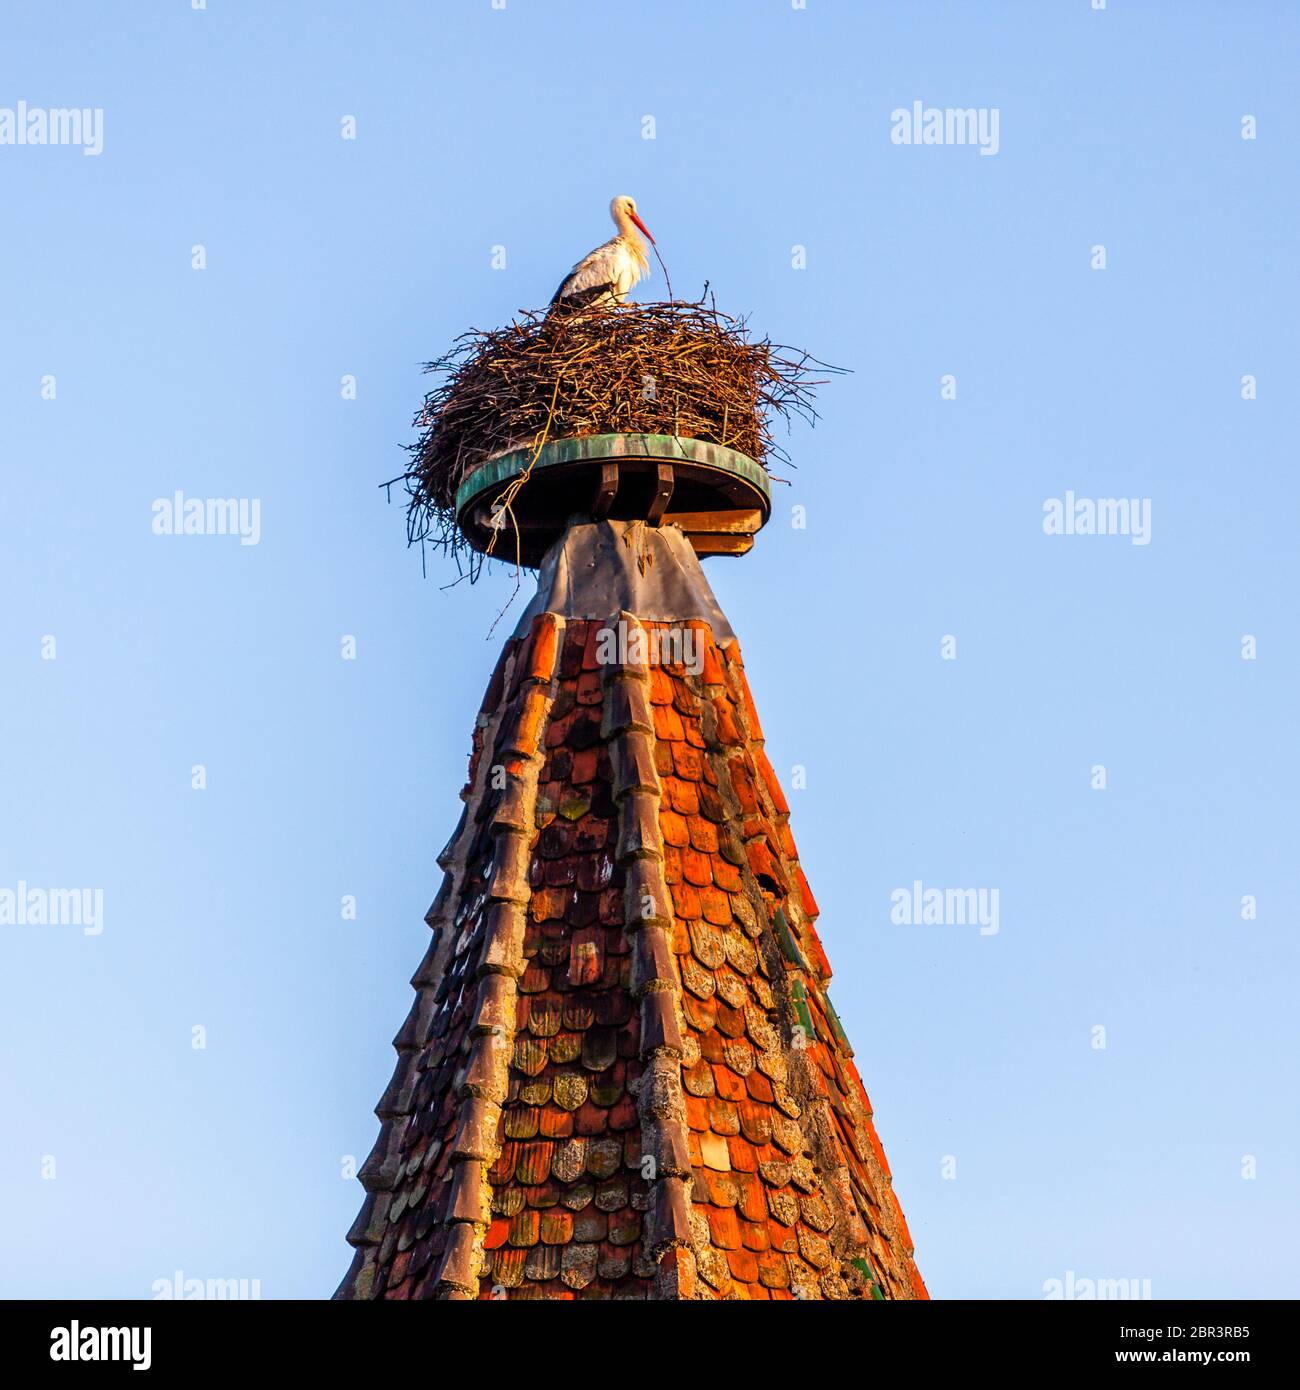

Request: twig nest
left=398, top=298, right=837, bottom=572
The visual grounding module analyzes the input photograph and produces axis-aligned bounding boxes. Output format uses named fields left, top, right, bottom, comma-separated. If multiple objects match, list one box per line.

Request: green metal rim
left=453, top=433, right=771, bottom=516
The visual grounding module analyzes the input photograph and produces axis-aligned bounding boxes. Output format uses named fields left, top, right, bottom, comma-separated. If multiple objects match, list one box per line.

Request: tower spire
left=337, top=514, right=926, bottom=1301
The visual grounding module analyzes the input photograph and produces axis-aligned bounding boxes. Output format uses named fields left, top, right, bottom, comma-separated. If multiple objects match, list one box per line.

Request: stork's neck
left=612, top=211, right=650, bottom=276
left=613, top=208, right=647, bottom=254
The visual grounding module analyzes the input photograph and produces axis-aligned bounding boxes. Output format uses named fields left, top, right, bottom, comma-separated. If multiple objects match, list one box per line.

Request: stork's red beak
left=630, top=210, right=655, bottom=245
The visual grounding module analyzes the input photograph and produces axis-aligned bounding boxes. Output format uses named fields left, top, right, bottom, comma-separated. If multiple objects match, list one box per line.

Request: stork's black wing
left=549, top=278, right=617, bottom=311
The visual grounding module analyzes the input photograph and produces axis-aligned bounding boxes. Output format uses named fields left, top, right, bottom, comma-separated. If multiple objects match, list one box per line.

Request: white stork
left=549, top=195, right=656, bottom=311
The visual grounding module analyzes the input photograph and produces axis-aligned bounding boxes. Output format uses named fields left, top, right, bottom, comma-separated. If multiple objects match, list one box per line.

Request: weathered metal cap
left=511, top=519, right=738, bottom=643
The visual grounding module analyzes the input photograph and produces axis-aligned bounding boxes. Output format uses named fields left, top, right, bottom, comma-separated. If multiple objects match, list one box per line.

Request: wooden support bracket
left=648, top=463, right=675, bottom=526
left=592, top=461, right=619, bottom=520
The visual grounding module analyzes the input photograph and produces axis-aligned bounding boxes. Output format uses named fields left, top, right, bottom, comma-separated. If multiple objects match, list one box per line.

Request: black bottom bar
left=0, top=1297, right=1290, bottom=1375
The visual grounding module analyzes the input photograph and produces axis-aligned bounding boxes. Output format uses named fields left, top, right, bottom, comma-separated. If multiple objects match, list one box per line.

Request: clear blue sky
left=1, top=1, right=1295, bottom=1300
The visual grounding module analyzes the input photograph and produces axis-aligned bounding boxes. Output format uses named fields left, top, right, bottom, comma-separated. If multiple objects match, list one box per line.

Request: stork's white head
left=610, top=194, right=655, bottom=246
